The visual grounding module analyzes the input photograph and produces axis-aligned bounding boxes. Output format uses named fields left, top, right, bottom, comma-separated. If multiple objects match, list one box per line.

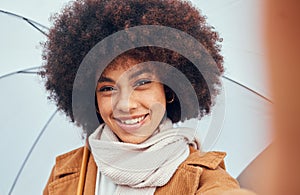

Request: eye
left=98, top=86, right=116, bottom=92
left=134, top=79, right=152, bottom=87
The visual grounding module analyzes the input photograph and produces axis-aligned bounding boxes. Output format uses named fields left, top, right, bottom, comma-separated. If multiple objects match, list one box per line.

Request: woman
left=41, top=0, right=255, bottom=194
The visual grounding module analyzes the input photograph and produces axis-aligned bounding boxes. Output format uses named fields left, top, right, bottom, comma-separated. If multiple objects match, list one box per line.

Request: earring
left=166, top=93, right=175, bottom=104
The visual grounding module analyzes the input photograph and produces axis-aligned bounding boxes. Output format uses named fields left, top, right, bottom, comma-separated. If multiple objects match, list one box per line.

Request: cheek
left=139, top=88, right=166, bottom=109
left=155, top=85, right=167, bottom=106
left=97, top=96, right=112, bottom=117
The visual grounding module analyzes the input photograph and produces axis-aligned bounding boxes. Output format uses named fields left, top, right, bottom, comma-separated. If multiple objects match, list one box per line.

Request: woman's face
left=96, top=57, right=166, bottom=144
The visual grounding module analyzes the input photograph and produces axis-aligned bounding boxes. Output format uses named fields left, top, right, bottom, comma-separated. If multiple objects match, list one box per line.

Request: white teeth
left=121, top=116, right=145, bottom=125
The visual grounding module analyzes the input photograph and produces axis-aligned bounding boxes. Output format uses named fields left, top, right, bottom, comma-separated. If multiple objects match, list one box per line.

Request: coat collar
left=155, top=147, right=226, bottom=194
left=185, top=146, right=226, bottom=169
left=51, top=146, right=226, bottom=195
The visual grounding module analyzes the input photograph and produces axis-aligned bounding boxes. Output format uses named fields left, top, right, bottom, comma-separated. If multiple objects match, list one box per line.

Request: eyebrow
left=97, top=67, right=154, bottom=83
left=129, top=67, right=153, bottom=80
left=98, top=76, right=114, bottom=83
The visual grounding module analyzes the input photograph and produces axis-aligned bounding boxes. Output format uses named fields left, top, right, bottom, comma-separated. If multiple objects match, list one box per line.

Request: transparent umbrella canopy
left=0, top=0, right=272, bottom=194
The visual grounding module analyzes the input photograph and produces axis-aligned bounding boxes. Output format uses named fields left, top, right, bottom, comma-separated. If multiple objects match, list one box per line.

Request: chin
left=120, top=135, right=149, bottom=144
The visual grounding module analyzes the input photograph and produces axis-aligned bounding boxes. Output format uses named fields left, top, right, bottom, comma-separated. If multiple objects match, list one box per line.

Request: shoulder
left=53, top=147, right=85, bottom=176
left=47, top=146, right=85, bottom=181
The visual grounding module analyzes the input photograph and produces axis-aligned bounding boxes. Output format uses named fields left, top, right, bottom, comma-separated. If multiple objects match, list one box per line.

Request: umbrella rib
left=24, top=18, right=48, bottom=36
left=17, top=71, right=39, bottom=74
left=8, top=109, right=59, bottom=195
left=0, top=66, right=41, bottom=80
left=0, top=9, right=49, bottom=36
left=222, top=75, right=273, bottom=103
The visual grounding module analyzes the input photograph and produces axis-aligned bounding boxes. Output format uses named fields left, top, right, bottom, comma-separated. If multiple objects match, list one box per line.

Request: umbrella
left=0, top=0, right=273, bottom=194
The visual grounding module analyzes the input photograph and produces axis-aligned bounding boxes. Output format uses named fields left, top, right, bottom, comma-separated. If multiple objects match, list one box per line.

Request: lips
left=114, top=114, right=149, bottom=133
left=119, top=115, right=146, bottom=125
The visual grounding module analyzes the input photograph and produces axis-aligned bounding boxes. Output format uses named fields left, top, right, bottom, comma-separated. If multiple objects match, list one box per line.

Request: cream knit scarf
left=89, top=118, right=198, bottom=195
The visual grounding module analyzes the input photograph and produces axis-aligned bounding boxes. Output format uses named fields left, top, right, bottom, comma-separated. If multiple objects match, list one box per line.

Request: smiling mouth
left=115, top=114, right=148, bottom=125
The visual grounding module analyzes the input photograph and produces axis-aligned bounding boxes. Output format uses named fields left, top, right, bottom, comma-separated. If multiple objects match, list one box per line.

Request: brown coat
left=43, top=147, right=254, bottom=195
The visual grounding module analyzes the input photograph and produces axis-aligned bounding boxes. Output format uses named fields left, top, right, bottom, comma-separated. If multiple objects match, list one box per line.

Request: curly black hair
left=40, top=0, right=224, bottom=136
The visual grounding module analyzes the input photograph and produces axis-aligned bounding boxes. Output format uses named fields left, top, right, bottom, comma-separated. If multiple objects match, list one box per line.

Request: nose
left=113, top=88, right=137, bottom=113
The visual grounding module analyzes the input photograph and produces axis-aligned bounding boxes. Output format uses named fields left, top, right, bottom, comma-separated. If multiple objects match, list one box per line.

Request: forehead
left=102, top=56, right=139, bottom=75
left=101, top=56, right=157, bottom=78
